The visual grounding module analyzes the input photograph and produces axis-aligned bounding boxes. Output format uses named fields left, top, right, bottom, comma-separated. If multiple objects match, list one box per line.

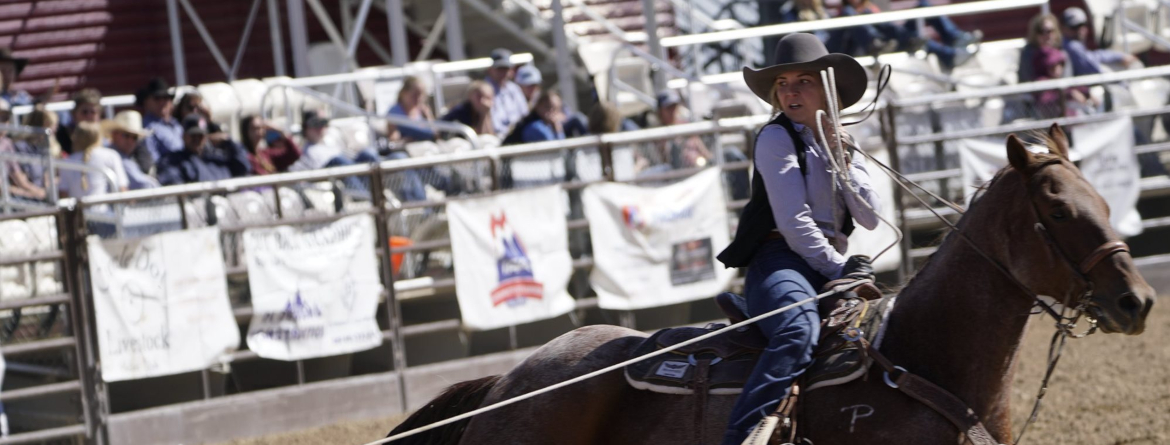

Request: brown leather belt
left=763, top=231, right=784, bottom=241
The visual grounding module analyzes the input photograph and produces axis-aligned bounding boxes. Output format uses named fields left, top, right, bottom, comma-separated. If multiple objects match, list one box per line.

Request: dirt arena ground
left=217, top=299, right=1170, bottom=445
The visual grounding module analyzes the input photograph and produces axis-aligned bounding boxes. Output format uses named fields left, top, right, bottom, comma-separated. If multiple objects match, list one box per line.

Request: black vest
left=716, top=114, right=853, bottom=268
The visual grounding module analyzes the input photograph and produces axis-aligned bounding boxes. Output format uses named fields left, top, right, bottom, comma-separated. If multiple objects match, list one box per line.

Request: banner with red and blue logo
left=447, top=186, right=575, bottom=330
left=583, top=168, right=735, bottom=310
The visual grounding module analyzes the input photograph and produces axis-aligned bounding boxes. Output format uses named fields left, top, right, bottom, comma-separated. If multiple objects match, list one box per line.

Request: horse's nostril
left=1118, top=292, right=1142, bottom=317
left=1141, top=298, right=1155, bottom=319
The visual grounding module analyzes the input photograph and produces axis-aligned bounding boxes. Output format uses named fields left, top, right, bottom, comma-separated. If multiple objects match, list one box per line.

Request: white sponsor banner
left=583, top=168, right=735, bottom=310
left=243, top=215, right=384, bottom=361
left=959, top=118, right=1141, bottom=237
left=1072, top=118, right=1142, bottom=237
left=448, top=186, right=575, bottom=330
left=846, top=145, right=901, bottom=273
left=88, top=228, right=239, bottom=382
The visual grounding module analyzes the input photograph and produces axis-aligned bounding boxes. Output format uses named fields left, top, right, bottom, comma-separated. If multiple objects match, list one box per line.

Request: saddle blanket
left=625, top=290, right=897, bottom=395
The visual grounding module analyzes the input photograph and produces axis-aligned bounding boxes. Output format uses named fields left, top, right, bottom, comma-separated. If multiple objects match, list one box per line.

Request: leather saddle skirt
left=625, top=282, right=895, bottom=395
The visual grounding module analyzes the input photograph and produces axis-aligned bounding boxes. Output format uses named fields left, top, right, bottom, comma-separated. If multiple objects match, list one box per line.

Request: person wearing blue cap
left=1060, top=7, right=1137, bottom=77
left=515, top=64, right=543, bottom=109
left=485, top=48, right=530, bottom=136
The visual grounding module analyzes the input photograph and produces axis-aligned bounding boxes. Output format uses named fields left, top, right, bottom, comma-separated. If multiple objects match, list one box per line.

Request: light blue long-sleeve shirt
left=1063, top=37, right=1128, bottom=76
left=754, top=122, right=882, bottom=279
left=488, top=78, right=529, bottom=136
left=142, top=113, right=185, bottom=162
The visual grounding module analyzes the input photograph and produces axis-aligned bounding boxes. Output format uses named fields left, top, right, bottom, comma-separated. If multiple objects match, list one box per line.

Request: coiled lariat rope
left=362, top=279, right=872, bottom=445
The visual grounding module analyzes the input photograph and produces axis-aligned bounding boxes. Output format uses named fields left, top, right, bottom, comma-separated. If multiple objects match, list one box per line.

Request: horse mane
left=385, top=375, right=502, bottom=445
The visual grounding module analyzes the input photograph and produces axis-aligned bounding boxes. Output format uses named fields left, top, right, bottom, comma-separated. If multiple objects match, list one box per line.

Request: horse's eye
left=1051, top=211, right=1067, bottom=221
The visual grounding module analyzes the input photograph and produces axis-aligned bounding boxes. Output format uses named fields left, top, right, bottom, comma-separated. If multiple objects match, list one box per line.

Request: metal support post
left=442, top=0, right=467, bottom=60
left=177, top=0, right=233, bottom=78
left=386, top=0, right=410, bottom=66
left=549, top=0, right=579, bottom=113
left=60, top=203, right=109, bottom=445
left=346, top=0, right=375, bottom=58
left=640, top=0, right=667, bottom=92
left=370, top=168, right=410, bottom=412
left=881, top=105, right=911, bottom=281
left=166, top=0, right=188, bottom=86
left=230, top=0, right=265, bottom=81
left=287, top=0, right=312, bottom=77
left=267, top=0, right=287, bottom=76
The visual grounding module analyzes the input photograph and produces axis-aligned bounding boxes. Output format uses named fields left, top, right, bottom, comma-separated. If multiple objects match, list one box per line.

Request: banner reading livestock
left=243, top=215, right=383, bottom=361
left=583, top=168, right=735, bottom=310
left=447, top=186, right=575, bottom=330
left=959, top=117, right=1141, bottom=236
left=87, top=228, right=239, bottom=382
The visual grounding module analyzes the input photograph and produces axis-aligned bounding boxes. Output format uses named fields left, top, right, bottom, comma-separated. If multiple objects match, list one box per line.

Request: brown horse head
left=1000, top=124, right=1155, bottom=334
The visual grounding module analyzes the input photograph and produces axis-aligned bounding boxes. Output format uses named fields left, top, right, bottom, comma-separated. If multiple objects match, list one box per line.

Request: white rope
left=814, top=67, right=903, bottom=262
left=362, top=279, right=872, bottom=445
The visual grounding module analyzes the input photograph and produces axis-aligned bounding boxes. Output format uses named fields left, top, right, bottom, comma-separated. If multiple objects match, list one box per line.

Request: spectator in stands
left=1019, top=13, right=1062, bottom=83
left=840, top=0, right=981, bottom=69
left=57, top=88, right=102, bottom=155
left=1032, top=46, right=1094, bottom=118
left=1061, top=7, right=1138, bottom=77
left=240, top=115, right=301, bottom=175
left=504, top=91, right=567, bottom=145
left=156, top=114, right=251, bottom=185
left=587, top=101, right=624, bottom=135
left=59, top=121, right=128, bottom=197
left=0, top=49, right=31, bottom=106
left=23, top=106, right=62, bottom=159
left=387, top=76, right=436, bottom=143
left=0, top=99, right=45, bottom=200
left=638, top=90, right=713, bottom=169
left=102, top=110, right=158, bottom=189
left=137, top=78, right=185, bottom=162
left=516, top=64, right=542, bottom=108
left=485, top=48, right=529, bottom=135
left=289, top=111, right=378, bottom=172
left=173, top=91, right=210, bottom=122
left=441, top=81, right=496, bottom=136
left=779, top=0, right=834, bottom=48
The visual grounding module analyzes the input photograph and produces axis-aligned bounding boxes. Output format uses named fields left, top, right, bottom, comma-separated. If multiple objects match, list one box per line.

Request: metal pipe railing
left=659, top=0, right=1048, bottom=48
left=258, top=81, right=482, bottom=147
left=893, top=64, right=1170, bottom=107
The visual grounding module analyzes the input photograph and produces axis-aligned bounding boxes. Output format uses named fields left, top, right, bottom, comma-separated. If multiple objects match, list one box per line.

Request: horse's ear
left=1047, top=123, right=1071, bottom=160
left=1006, top=134, right=1034, bottom=173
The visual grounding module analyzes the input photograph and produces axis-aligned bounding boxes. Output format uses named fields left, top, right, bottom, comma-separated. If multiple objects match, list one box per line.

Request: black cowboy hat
left=742, top=33, right=868, bottom=109
left=135, top=77, right=175, bottom=106
left=0, top=48, right=27, bottom=75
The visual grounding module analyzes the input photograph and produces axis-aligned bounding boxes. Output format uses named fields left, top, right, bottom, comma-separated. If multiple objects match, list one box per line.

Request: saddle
left=624, top=281, right=892, bottom=396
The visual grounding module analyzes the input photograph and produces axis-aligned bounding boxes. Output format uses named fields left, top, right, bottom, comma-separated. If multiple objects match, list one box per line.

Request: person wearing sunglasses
left=1017, top=13, right=1063, bottom=84
left=1060, top=7, right=1138, bottom=77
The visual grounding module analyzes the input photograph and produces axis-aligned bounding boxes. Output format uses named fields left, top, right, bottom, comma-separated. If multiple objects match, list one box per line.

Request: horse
left=384, top=124, right=1155, bottom=445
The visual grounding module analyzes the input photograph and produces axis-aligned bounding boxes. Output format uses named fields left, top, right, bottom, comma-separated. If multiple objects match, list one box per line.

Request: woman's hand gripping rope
left=814, top=66, right=903, bottom=264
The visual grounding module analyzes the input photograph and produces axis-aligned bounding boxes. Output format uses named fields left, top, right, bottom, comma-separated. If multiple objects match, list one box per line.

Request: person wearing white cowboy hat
left=102, top=110, right=159, bottom=189
left=716, top=33, right=884, bottom=445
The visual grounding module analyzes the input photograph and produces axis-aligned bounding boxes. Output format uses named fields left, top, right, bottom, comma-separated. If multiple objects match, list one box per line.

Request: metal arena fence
left=0, top=115, right=765, bottom=444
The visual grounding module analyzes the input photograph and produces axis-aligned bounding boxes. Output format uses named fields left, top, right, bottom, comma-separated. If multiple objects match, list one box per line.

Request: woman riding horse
left=716, top=33, right=882, bottom=444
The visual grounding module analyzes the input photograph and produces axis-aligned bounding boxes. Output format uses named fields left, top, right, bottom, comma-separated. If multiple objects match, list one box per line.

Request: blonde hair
left=23, top=106, right=61, bottom=157
left=398, top=76, right=425, bottom=103
left=1027, top=13, right=1061, bottom=47
left=72, top=121, right=102, bottom=191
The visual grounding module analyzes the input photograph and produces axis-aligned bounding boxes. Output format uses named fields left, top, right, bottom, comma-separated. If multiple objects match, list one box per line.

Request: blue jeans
left=721, top=241, right=827, bottom=445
